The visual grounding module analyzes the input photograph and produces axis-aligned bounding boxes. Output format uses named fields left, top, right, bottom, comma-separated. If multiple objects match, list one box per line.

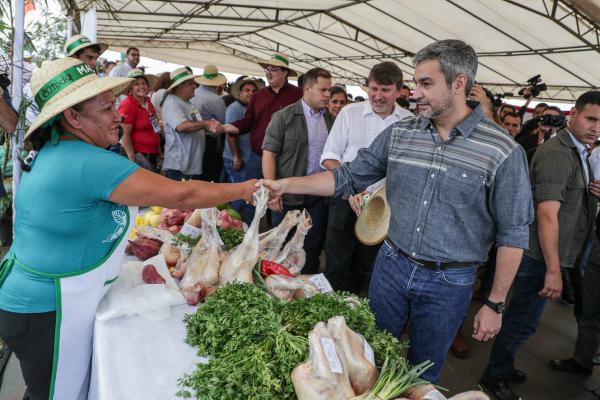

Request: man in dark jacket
left=262, top=67, right=334, bottom=273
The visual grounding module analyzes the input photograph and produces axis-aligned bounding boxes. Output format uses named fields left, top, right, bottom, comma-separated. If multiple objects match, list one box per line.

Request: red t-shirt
left=231, top=82, right=302, bottom=155
left=118, top=94, right=161, bottom=154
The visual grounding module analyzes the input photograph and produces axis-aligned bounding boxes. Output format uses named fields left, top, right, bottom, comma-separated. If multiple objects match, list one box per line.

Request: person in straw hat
left=65, top=33, right=108, bottom=70
left=262, top=40, right=533, bottom=384
left=223, top=76, right=264, bottom=224
left=0, top=57, right=257, bottom=400
left=213, top=52, right=302, bottom=180
left=161, top=66, right=222, bottom=181
left=118, top=68, right=161, bottom=170
left=191, top=64, right=228, bottom=182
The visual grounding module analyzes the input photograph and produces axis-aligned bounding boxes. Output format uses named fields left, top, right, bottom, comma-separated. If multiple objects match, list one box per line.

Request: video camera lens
left=539, top=114, right=565, bottom=128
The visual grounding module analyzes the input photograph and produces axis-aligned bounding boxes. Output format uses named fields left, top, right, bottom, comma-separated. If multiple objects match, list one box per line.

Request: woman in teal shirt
left=0, top=57, right=256, bottom=400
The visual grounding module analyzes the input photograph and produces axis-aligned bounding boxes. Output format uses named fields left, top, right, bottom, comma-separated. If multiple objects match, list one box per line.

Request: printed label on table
left=180, top=223, right=201, bottom=238
left=309, top=274, right=333, bottom=293
left=320, top=337, right=343, bottom=374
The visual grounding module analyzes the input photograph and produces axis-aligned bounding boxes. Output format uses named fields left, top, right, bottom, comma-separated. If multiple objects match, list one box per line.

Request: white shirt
left=320, top=101, right=412, bottom=168
left=320, top=101, right=412, bottom=193
left=108, top=62, right=133, bottom=78
left=589, top=146, right=600, bottom=182
left=567, top=130, right=590, bottom=184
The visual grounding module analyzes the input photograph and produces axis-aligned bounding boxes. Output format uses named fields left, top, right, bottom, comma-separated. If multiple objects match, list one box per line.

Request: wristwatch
left=484, top=297, right=505, bottom=314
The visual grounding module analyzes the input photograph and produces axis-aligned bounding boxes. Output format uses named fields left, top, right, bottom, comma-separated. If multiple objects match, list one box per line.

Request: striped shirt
left=333, top=103, right=534, bottom=263
left=301, top=100, right=329, bottom=175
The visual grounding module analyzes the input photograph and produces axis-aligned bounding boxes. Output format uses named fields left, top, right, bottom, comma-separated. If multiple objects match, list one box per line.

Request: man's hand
left=268, top=195, right=284, bottom=212
left=207, top=120, right=223, bottom=134
left=260, top=178, right=285, bottom=197
left=233, top=156, right=243, bottom=171
left=349, top=192, right=368, bottom=216
left=590, top=179, right=600, bottom=199
left=538, top=269, right=563, bottom=299
left=240, top=179, right=259, bottom=204
left=473, top=305, right=502, bottom=341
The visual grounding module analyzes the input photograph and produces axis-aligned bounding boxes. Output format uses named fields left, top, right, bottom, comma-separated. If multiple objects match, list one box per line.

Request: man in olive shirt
left=262, top=67, right=334, bottom=274
left=481, top=91, right=600, bottom=400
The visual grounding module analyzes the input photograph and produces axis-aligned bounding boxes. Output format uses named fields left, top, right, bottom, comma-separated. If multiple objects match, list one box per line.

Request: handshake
left=205, top=121, right=236, bottom=135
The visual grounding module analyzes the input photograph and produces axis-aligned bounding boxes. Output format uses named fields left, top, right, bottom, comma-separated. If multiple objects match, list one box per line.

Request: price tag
left=309, top=274, right=333, bottom=293
left=422, top=390, right=448, bottom=400
left=320, top=337, right=343, bottom=374
left=180, top=223, right=201, bottom=238
left=362, top=336, right=375, bottom=366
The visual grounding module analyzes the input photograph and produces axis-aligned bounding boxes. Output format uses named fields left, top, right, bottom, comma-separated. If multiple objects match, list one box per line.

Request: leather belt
left=386, top=240, right=474, bottom=270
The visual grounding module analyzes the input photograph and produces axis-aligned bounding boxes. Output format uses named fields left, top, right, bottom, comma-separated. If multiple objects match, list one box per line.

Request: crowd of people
left=0, top=33, right=599, bottom=400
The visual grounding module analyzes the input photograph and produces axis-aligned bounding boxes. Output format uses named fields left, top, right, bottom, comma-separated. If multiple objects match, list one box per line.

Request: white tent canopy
left=60, top=0, right=599, bottom=102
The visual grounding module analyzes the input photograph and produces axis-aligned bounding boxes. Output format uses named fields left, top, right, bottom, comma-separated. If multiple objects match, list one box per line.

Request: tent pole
left=11, top=0, right=25, bottom=203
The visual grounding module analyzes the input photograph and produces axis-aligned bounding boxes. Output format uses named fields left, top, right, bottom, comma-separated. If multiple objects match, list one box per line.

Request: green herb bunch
left=216, top=227, right=245, bottom=250
left=179, top=283, right=410, bottom=399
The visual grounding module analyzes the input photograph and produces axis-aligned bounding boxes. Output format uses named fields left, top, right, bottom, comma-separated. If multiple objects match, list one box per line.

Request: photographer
left=517, top=106, right=565, bottom=163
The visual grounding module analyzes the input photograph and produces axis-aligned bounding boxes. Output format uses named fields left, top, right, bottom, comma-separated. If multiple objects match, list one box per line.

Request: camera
left=538, top=114, right=566, bottom=128
left=0, top=73, right=10, bottom=90
left=493, top=92, right=514, bottom=109
left=518, top=75, right=547, bottom=99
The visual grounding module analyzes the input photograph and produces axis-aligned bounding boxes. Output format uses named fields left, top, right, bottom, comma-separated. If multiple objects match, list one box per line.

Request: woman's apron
left=0, top=205, right=137, bottom=400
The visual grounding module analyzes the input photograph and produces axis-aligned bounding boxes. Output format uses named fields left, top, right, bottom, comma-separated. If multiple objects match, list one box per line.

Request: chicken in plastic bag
left=219, top=186, right=269, bottom=285
left=180, top=208, right=223, bottom=304
left=328, top=316, right=378, bottom=395
left=264, top=275, right=319, bottom=300
left=293, top=321, right=356, bottom=400
left=275, top=209, right=312, bottom=276
left=258, top=210, right=301, bottom=261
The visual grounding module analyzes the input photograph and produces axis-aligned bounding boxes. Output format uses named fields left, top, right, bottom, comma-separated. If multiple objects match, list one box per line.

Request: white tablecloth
left=89, top=304, right=207, bottom=400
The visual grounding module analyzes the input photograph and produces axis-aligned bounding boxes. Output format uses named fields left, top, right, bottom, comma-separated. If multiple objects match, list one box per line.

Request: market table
left=88, top=304, right=206, bottom=400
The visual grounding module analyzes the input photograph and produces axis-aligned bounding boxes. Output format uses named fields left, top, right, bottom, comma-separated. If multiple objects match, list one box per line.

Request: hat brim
left=354, top=185, right=390, bottom=245
left=258, top=61, right=297, bottom=77
left=230, top=79, right=264, bottom=99
left=25, top=76, right=133, bottom=141
left=67, top=42, right=108, bottom=57
left=130, top=74, right=159, bottom=92
left=167, top=74, right=198, bottom=92
left=195, top=74, right=227, bottom=87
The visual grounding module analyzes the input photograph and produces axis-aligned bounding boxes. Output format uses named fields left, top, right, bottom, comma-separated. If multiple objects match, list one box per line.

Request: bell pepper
left=261, top=260, right=293, bottom=277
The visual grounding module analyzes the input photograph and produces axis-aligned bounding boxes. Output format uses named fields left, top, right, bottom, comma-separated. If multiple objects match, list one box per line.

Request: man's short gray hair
left=413, top=39, right=478, bottom=96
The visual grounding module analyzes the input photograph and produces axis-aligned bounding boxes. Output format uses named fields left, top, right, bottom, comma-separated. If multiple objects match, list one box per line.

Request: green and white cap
left=167, top=67, right=199, bottom=92
left=26, top=57, right=132, bottom=140
left=65, top=34, right=108, bottom=57
left=258, top=52, right=297, bottom=77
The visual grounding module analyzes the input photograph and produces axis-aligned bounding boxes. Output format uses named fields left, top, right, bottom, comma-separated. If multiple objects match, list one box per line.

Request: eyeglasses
left=264, top=66, right=284, bottom=73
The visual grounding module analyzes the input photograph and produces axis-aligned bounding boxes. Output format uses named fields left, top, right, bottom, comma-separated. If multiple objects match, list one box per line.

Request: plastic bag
left=96, top=253, right=185, bottom=322
left=180, top=208, right=223, bottom=304
left=292, top=321, right=356, bottom=400
left=276, top=209, right=312, bottom=275
left=258, top=209, right=301, bottom=261
left=264, top=274, right=319, bottom=300
left=219, top=186, right=269, bottom=285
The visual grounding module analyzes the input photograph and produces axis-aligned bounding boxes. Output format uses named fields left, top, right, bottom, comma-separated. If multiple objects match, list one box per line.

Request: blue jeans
left=368, top=241, right=479, bottom=382
left=245, top=151, right=263, bottom=180
left=483, top=255, right=548, bottom=383
left=271, top=195, right=328, bottom=274
left=223, top=157, right=254, bottom=226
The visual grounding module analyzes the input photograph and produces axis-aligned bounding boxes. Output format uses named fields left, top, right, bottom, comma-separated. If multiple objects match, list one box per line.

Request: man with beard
left=260, top=39, right=533, bottom=383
